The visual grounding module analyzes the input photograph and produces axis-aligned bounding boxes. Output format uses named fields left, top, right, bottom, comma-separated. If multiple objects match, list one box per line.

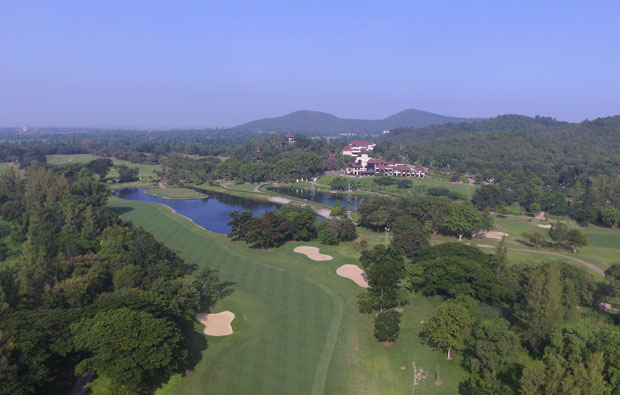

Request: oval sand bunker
left=337, top=264, right=370, bottom=288
left=195, top=311, right=235, bottom=336
left=294, top=246, right=333, bottom=261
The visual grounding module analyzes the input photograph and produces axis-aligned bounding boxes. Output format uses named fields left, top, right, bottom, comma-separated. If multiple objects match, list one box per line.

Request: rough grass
left=146, top=187, right=207, bottom=199
left=107, top=197, right=469, bottom=394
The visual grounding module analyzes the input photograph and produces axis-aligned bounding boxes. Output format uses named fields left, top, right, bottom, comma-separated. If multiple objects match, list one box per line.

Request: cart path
left=477, top=245, right=605, bottom=277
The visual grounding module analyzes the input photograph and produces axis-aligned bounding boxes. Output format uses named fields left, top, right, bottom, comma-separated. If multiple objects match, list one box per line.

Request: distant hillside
left=378, top=114, right=571, bottom=145
left=389, top=116, right=620, bottom=178
left=234, top=109, right=482, bottom=136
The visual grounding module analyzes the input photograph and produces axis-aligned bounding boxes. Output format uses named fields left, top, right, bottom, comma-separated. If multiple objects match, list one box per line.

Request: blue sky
left=1, top=1, right=619, bottom=128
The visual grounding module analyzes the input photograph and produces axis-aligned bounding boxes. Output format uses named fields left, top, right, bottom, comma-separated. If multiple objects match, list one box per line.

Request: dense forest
left=377, top=114, right=569, bottom=145
left=0, top=164, right=225, bottom=394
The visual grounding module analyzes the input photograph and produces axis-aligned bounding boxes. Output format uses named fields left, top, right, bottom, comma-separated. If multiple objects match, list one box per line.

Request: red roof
left=347, top=162, right=363, bottom=168
left=349, top=140, right=374, bottom=147
left=367, top=159, right=388, bottom=164
left=286, top=132, right=294, bottom=138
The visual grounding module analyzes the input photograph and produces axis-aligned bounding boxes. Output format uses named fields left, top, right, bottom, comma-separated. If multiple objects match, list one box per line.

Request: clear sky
left=1, top=1, right=619, bottom=128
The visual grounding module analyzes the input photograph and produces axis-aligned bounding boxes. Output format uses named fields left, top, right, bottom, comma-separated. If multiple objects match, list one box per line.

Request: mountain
left=234, top=109, right=482, bottom=136
left=378, top=114, right=571, bottom=145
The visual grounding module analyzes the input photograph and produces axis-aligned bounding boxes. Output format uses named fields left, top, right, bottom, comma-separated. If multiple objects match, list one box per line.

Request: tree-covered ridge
left=378, top=114, right=569, bottom=145
left=388, top=116, right=620, bottom=180
left=0, top=165, right=224, bottom=394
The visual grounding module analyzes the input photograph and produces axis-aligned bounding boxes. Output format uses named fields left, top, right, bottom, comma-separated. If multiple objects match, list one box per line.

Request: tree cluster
left=0, top=167, right=225, bottom=394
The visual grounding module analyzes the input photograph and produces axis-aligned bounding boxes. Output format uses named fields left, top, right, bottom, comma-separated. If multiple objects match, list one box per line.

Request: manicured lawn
left=146, top=187, right=207, bottom=199
left=107, top=197, right=469, bottom=394
left=46, top=154, right=161, bottom=182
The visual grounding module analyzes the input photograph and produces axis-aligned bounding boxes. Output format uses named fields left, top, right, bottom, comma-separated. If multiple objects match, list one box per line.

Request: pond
left=267, top=186, right=368, bottom=210
left=114, top=188, right=278, bottom=234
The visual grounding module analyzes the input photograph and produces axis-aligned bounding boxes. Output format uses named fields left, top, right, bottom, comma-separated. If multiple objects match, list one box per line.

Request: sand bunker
left=537, top=224, right=552, bottom=229
left=268, top=196, right=292, bottom=204
left=195, top=311, right=235, bottom=336
left=482, top=231, right=509, bottom=240
left=337, top=265, right=370, bottom=288
left=294, top=246, right=333, bottom=261
left=534, top=211, right=546, bottom=220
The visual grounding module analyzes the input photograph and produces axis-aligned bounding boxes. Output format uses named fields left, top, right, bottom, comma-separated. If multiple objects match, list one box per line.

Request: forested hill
left=378, top=114, right=571, bottom=145
left=394, top=115, right=620, bottom=178
left=234, top=109, right=482, bottom=136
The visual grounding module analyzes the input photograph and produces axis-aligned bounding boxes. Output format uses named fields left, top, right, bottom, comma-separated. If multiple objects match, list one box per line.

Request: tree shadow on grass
left=110, top=206, right=134, bottom=215
left=183, top=321, right=209, bottom=372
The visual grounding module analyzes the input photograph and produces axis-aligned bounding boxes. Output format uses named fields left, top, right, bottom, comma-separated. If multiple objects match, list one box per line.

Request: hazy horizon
left=2, top=1, right=619, bottom=128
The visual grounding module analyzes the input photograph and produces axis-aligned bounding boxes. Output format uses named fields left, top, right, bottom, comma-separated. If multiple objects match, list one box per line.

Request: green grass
left=46, top=154, right=161, bottom=182
left=146, top=187, right=207, bottom=199
left=107, top=197, right=469, bottom=394
left=477, top=215, right=620, bottom=274
left=310, top=175, right=477, bottom=199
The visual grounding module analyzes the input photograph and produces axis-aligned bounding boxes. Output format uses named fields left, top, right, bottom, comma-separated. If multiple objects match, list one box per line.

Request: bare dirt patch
left=195, top=311, right=235, bottom=336
left=336, top=264, right=369, bottom=288
left=535, top=211, right=546, bottom=220
left=293, top=246, right=333, bottom=261
left=537, top=224, right=552, bottom=229
left=482, top=231, right=509, bottom=240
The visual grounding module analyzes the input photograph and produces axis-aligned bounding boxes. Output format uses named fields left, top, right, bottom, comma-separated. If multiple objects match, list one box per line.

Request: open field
left=46, top=154, right=161, bottom=182
left=108, top=197, right=470, bottom=394
left=146, top=187, right=207, bottom=199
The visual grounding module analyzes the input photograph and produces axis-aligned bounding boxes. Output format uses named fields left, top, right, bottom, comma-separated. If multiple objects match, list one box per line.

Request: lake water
left=267, top=186, right=367, bottom=210
left=114, top=188, right=278, bottom=234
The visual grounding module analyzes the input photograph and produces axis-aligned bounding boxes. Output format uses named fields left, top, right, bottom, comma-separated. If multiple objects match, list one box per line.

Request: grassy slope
left=146, top=187, right=207, bottom=199
left=108, top=197, right=467, bottom=394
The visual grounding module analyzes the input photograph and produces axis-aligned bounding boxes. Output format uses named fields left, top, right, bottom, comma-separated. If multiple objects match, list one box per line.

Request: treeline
left=227, top=205, right=356, bottom=248
left=0, top=166, right=225, bottom=394
left=159, top=135, right=347, bottom=184
left=472, top=181, right=620, bottom=228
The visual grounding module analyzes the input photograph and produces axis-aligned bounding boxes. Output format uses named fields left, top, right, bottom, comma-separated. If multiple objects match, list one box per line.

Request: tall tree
left=373, top=310, right=401, bottom=344
left=422, top=298, right=478, bottom=359
left=491, top=236, right=508, bottom=279
left=444, top=202, right=481, bottom=240
left=360, top=245, right=404, bottom=311
left=549, top=222, right=569, bottom=251
left=516, top=262, right=566, bottom=352
left=465, top=318, right=519, bottom=375
left=566, top=229, right=588, bottom=254
left=72, top=307, right=186, bottom=393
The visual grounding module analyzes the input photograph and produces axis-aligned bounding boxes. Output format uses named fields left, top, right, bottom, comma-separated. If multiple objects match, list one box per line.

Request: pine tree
left=516, top=262, right=566, bottom=351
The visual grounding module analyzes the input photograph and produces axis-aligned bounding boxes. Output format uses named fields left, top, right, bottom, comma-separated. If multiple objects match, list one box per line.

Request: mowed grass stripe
left=108, top=198, right=337, bottom=395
